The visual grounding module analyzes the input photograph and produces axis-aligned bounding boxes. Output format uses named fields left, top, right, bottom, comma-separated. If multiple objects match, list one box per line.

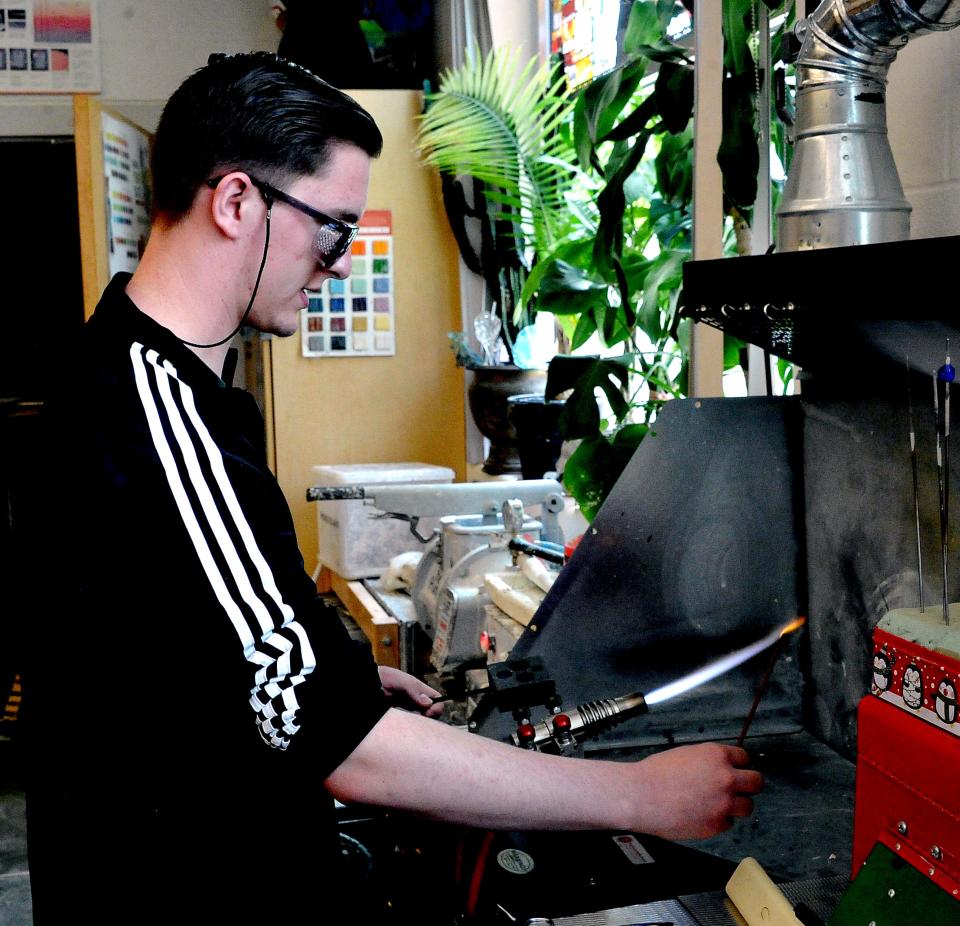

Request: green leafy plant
left=417, top=45, right=580, bottom=364
left=533, top=0, right=787, bottom=520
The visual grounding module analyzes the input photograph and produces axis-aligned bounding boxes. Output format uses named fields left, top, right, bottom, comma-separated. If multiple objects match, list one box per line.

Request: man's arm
left=325, top=707, right=762, bottom=841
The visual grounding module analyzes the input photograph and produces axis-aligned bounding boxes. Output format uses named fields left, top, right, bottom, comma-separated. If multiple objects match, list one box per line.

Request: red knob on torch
left=552, top=713, right=573, bottom=746
left=516, top=722, right=537, bottom=749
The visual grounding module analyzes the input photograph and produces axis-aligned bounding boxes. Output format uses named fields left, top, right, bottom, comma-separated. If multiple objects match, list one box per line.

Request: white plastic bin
left=311, top=462, right=455, bottom=578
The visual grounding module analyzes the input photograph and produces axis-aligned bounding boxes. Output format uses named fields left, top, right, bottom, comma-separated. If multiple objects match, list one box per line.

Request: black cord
left=181, top=203, right=273, bottom=349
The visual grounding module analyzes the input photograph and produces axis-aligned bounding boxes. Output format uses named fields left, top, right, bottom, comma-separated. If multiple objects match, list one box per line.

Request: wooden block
left=316, top=565, right=334, bottom=594
left=726, top=857, right=802, bottom=926
left=330, top=571, right=400, bottom=669
left=483, top=570, right=546, bottom=627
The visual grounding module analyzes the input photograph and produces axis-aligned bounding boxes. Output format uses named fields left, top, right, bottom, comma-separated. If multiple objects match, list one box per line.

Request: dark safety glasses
left=206, top=175, right=359, bottom=269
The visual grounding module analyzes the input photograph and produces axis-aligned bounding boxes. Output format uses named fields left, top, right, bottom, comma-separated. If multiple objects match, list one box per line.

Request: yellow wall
left=270, top=89, right=467, bottom=574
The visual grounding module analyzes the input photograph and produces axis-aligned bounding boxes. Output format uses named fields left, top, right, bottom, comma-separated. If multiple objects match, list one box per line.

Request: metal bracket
left=370, top=511, right=436, bottom=544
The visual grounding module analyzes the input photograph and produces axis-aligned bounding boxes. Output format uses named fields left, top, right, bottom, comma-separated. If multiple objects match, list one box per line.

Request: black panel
left=802, top=388, right=960, bottom=758
left=0, top=137, right=84, bottom=399
left=475, top=397, right=805, bottom=749
left=681, top=237, right=960, bottom=392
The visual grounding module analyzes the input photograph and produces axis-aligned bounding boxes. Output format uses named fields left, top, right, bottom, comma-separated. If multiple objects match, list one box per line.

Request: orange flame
left=779, top=616, right=807, bottom=638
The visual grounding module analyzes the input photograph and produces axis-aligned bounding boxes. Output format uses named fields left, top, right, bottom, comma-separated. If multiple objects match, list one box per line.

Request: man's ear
left=208, top=173, right=261, bottom=240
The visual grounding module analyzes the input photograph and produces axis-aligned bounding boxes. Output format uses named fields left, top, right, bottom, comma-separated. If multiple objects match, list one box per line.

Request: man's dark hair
left=151, top=52, right=383, bottom=220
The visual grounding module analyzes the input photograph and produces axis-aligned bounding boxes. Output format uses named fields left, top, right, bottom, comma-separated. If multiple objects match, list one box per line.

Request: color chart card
left=102, top=110, right=151, bottom=276
left=301, top=210, right=395, bottom=358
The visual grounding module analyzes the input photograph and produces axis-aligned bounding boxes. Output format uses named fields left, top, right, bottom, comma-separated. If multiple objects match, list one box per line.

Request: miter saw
left=307, top=479, right=566, bottom=672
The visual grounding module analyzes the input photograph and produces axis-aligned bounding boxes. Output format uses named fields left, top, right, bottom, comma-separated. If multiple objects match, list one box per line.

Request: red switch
left=552, top=713, right=573, bottom=745
left=516, top=722, right=537, bottom=748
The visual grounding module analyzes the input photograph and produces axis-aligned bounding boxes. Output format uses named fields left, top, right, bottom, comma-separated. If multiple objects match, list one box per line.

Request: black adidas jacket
left=26, top=274, right=388, bottom=923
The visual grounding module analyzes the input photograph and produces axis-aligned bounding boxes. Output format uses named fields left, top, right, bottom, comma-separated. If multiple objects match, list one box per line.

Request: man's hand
left=378, top=665, right=444, bottom=717
left=629, top=743, right=763, bottom=841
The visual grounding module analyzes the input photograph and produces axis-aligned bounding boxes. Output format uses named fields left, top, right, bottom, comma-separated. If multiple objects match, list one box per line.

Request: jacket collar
left=90, top=273, right=232, bottom=389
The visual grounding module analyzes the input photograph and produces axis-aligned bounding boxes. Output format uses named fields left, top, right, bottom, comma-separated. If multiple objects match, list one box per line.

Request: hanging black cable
left=181, top=202, right=273, bottom=349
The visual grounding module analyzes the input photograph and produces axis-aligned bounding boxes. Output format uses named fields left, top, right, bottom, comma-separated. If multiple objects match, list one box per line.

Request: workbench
left=317, top=565, right=402, bottom=669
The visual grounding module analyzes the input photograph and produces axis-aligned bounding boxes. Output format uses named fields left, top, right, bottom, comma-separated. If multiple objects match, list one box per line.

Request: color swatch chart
left=301, top=210, right=395, bottom=358
left=0, top=0, right=101, bottom=92
left=101, top=110, right=151, bottom=276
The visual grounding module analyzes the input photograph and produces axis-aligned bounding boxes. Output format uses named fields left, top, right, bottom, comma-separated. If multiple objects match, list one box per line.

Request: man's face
left=249, top=143, right=371, bottom=336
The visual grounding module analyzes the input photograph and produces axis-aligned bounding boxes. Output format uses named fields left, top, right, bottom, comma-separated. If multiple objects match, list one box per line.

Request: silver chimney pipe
left=777, top=0, right=960, bottom=252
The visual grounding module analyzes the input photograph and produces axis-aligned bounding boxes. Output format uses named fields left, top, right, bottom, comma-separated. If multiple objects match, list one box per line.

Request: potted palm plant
left=416, top=45, right=579, bottom=474
left=419, top=1, right=780, bottom=486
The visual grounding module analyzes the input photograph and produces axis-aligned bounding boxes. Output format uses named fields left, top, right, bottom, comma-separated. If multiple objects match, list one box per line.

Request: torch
left=511, top=618, right=807, bottom=751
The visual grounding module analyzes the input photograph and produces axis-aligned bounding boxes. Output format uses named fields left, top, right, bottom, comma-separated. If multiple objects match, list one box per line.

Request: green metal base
left=829, top=843, right=959, bottom=926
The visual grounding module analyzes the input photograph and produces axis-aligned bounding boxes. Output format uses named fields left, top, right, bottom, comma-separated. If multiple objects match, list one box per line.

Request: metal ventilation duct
left=777, top=0, right=960, bottom=251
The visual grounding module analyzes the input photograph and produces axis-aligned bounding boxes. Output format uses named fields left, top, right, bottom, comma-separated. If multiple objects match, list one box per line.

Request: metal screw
left=929, top=867, right=936, bottom=876
left=887, top=889, right=896, bottom=898
left=897, top=821, right=908, bottom=835
left=931, top=845, right=943, bottom=860
left=895, top=843, right=901, bottom=851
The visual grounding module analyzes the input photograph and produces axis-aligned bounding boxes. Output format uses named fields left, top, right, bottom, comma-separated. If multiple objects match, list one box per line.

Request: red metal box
left=854, top=687, right=960, bottom=901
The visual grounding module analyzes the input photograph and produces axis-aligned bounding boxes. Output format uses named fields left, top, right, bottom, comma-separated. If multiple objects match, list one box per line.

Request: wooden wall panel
left=74, top=95, right=109, bottom=320
left=270, top=90, right=466, bottom=573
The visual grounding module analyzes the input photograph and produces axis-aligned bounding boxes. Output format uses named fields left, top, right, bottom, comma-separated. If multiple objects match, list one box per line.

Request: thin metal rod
left=935, top=369, right=949, bottom=625
left=907, top=362, right=924, bottom=610
left=736, top=637, right=786, bottom=748
left=944, top=340, right=952, bottom=626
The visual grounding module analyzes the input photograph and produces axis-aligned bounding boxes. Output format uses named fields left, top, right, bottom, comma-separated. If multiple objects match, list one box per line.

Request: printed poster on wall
left=101, top=110, right=151, bottom=276
left=0, top=0, right=101, bottom=93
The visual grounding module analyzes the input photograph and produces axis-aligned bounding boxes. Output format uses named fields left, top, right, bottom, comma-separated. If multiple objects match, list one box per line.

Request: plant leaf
left=601, top=93, right=659, bottom=143
left=587, top=57, right=648, bottom=142
left=655, top=127, right=693, bottom=204
left=547, top=355, right=633, bottom=439
left=723, top=0, right=752, bottom=75
left=562, top=436, right=610, bottom=522
left=718, top=71, right=759, bottom=210
left=562, top=422, right=650, bottom=521
left=418, top=46, right=577, bottom=263
left=723, top=332, right=745, bottom=370
left=594, top=130, right=651, bottom=275
left=571, top=311, right=599, bottom=350
left=654, top=61, right=694, bottom=135
left=623, top=1, right=665, bottom=53
left=535, top=260, right=609, bottom=315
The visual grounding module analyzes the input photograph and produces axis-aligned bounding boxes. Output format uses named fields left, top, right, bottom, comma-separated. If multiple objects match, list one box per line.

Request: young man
left=26, top=53, right=761, bottom=923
